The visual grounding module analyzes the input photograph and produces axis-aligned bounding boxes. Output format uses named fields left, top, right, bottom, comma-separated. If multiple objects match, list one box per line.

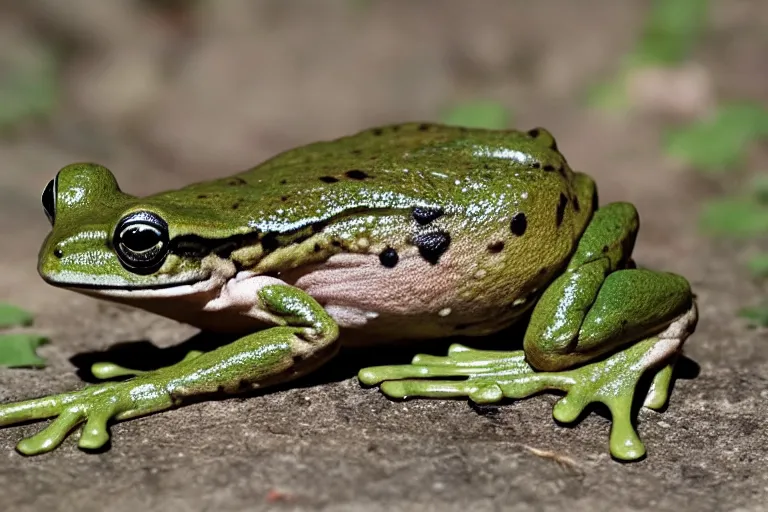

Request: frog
left=0, top=123, right=697, bottom=461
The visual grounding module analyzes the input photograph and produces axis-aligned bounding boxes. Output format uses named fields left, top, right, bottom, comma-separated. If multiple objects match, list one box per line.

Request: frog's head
left=37, top=164, right=232, bottom=298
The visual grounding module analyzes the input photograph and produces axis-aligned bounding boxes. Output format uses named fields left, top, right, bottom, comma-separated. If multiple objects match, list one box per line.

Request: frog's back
left=158, top=123, right=597, bottom=341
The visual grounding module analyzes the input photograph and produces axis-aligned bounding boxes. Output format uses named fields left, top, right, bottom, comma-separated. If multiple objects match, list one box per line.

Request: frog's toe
left=379, top=379, right=504, bottom=402
left=78, top=409, right=112, bottom=450
left=91, top=361, right=145, bottom=379
left=542, top=335, right=683, bottom=461
left=359, top=345, right=532, bottom=386
left=90, top=349, right=205, bottom=380
left=359, top=363, right=482, bottom=386
left=16, top=407, right=85, bottom=455
left=643, top=359, right=676, bottom=410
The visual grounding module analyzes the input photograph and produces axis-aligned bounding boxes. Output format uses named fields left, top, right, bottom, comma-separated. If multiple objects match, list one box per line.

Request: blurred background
left=0, top=1, right=767, bottom=510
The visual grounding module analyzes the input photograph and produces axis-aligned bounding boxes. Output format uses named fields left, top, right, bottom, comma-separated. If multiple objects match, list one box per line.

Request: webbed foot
left=359, top=336, right=681, bottom=461
left=0, top=377, right=173, bottom=455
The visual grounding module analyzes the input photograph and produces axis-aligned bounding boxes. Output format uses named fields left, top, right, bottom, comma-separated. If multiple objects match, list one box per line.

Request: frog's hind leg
left=360, top=201, right=698, bottom=461
left=360, top=302, right=696, bottom=461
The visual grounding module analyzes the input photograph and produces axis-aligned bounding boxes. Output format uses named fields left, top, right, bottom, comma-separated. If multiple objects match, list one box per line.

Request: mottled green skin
left=39, top=123, right=592, bottom=300
left=2, top=123, right=696, bottom=461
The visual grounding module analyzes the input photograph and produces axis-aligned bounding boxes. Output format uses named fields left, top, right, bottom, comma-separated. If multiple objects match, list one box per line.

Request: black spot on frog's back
left=412, top=207, right=444, bottom=226
left=510, top=213, right=527, bottom=236
left=412, top=231, right=451, bottom=265
left=344, top=169, right=370, bottom=181
left=228, top=177, right=247, bottom=186
left=487, top=240, right=505, bottom=253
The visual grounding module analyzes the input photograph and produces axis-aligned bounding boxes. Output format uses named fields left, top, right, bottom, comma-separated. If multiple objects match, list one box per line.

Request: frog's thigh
left=526, top=269, right=695, bottom=371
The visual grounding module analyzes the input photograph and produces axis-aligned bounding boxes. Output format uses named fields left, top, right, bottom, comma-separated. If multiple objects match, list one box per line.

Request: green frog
left=0, top=123, right=697, bottom=461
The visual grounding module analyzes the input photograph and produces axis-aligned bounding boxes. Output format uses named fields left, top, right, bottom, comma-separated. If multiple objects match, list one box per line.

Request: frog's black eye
left=42, top=179, right=56, bottom=226
left=114, top=211, right=170, bottom=274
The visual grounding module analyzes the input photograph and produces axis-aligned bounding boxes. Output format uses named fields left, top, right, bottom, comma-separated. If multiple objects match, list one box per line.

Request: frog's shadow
left=70, top=326, right=701, bottom=450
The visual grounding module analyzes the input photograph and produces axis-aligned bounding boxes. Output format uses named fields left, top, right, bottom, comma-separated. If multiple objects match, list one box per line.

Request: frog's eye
left=42, top=178, right=56, bottom=226
left=114, top=211, right=170, bottom=274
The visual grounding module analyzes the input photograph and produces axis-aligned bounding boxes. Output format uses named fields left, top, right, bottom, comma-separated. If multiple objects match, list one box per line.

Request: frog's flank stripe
left=169, top=205, right=431, bottom=262
left=170, top=232, right=261, bottom=259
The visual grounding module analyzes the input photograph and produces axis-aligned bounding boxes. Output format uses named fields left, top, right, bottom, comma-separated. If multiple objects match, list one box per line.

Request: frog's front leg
left=0, top=283, right=339, bottom=455
left=360, top=203, right=698, bottom=461
left=89, top=350, right=205, bottom=380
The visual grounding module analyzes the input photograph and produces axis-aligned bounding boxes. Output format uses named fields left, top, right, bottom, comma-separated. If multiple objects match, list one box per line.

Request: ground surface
left=0, top=1, right=766, bottom=511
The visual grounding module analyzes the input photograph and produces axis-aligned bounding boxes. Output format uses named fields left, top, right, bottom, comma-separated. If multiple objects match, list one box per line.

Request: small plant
left=665, top=103, right=768, bottom=173
left=667, top=103, right=768, bottom=326
left=0, top=303, right=49, bottom=368
left=0, top=40, right=59, bottom=131
left=587, top=0, right=711, bottom=109
left=699, top=175, right=768, bottom=326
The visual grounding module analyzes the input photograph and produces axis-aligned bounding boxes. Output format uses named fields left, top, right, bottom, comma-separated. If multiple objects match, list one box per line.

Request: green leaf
left=0, top=303, right=34, bottom=328
left=441, top=101, right=511, bottom=130
left=585, top=0, right=710, bottom=111
left=747, top=254, right=768, bottom=277
left=0, top=44, right=58, bottom=131
left=699, top=198, right=768, bottom=237
left=739, top=304, right=768, bottom=328
left=0, top=333, right=48, bottom=368
left=585, top=78, right=630, bottom=110
left=750, top=174, right=768, bottom=204
left=632, top=0, right=711, bottom=66
left=664, top=103, right=768, bottom=172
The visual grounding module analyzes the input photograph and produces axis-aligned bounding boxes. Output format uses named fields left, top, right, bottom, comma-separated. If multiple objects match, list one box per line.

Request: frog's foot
left=90, top=350, right=204, bottom=380
left=0, top=377, right=174, bottom=455
left=359, top=336, right=684, bottom=461
left=643, top=354, right=677, bottom=410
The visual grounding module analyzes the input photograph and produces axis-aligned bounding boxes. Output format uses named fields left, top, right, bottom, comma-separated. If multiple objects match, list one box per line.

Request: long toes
left=552, top=395, right=586, bottom=423
left=608, top=405, right=645, bottom=461
left=359, top=364, right=489, bottom=385
left=91, top=362, right=145, bottom=379
left=0, top=395, right=63, bottom=426
left=78, top=411, right=112, bottom=450
left=16, top=407, right=84, bottom=455
left=643, top=362, right=675, bottom=410
left=468, top=382, right=504, bottom=403
left=380, top=379, right=479, bottom=399
left=411, top=354, right=458, bottom=366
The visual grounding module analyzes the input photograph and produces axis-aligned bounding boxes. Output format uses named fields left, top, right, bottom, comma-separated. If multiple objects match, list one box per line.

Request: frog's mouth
left=54, top=269, right=227, bottom=303
left=41, top=272, right=204, bottom=291
left=40, top=252, right=238, bottom=300
left=39, top=263, right=207, bottom=288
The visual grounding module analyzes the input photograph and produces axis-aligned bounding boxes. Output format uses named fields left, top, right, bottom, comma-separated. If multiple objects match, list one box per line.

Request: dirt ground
left=0, top=1, right=766, bottom=511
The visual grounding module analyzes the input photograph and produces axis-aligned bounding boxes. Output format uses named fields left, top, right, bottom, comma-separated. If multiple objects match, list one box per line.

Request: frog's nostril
left=53, top=248, right=63, bottom=258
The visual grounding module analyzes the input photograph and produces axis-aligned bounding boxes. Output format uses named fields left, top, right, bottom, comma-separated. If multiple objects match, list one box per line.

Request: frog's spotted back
left=149, top=123, right=580, bottom=236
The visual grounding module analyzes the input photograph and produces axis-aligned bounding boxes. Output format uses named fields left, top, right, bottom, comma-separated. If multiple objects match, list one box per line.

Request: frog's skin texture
left=0, top=123, right=697, bottom=461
